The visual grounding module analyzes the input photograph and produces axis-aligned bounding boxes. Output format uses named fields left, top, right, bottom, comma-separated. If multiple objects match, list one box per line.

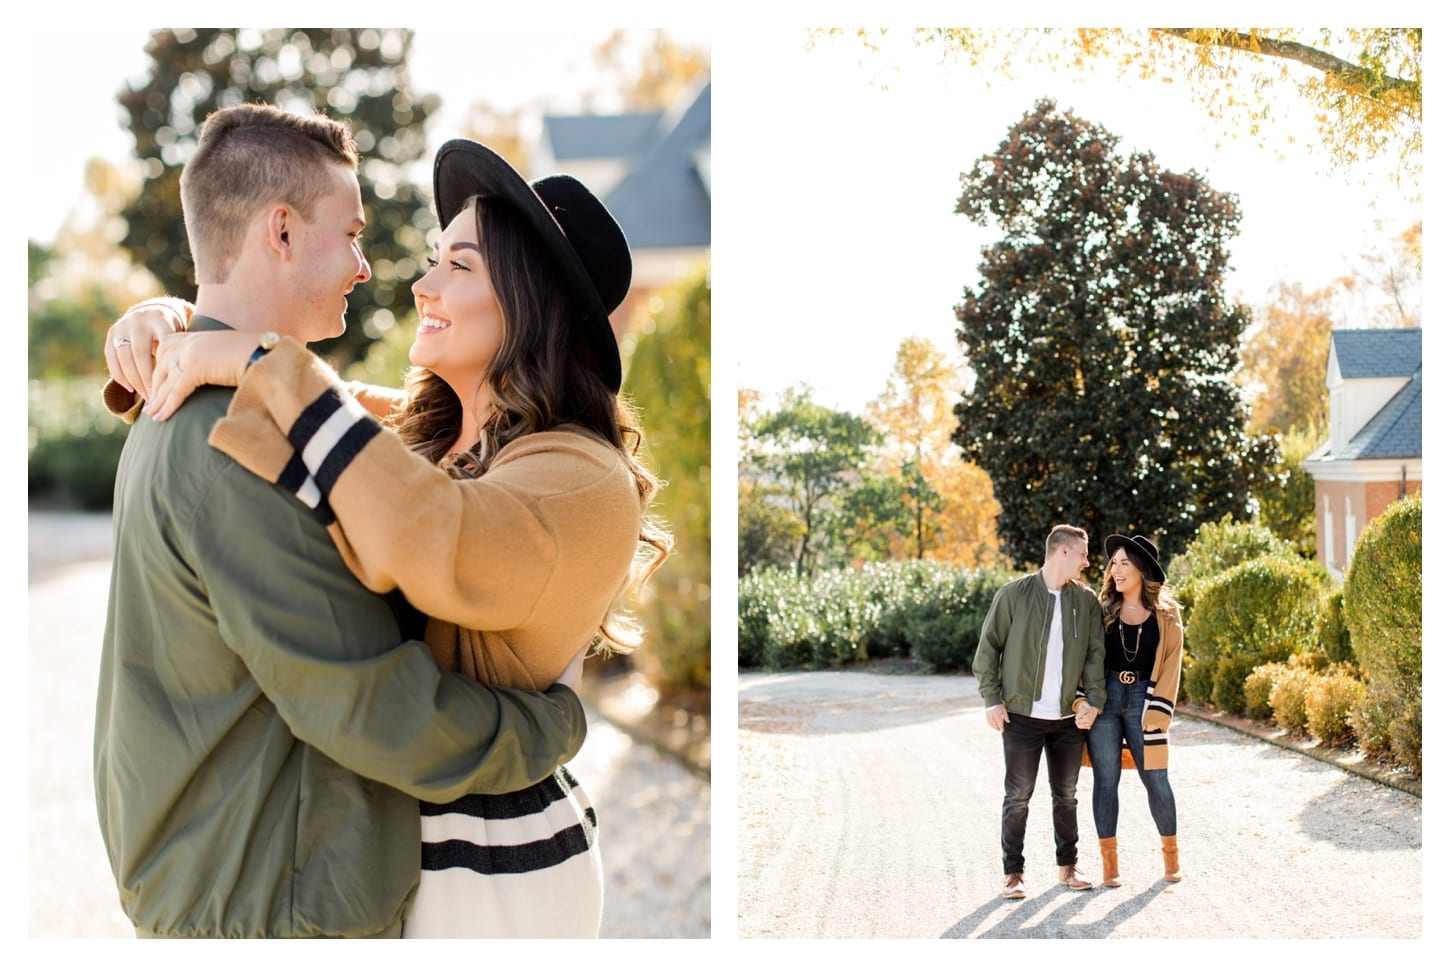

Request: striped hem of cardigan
left=1145, top=687, right=1175, bottom=718
left=272, top=386, right=380, bottom=522
left=421, top=818, right=598, bottom=876
left=419, top=768, right=597, bottom=876
left=420, top=766, right=585, bottom=821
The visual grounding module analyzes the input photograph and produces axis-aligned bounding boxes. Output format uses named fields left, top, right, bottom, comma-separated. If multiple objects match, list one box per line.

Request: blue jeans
left=1086, top=677, right=1177, bottom=838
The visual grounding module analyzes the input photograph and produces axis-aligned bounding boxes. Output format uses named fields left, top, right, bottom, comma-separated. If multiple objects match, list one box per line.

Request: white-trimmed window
left=1344, top=495, right=1358, bottom=567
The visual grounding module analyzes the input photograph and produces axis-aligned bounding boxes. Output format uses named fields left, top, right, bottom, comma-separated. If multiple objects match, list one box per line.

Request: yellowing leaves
left=821, top=27, right=1420, bottom=186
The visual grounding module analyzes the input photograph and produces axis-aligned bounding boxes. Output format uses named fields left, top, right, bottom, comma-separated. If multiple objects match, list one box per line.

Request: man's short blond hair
left=1044, top=524, right=1088, bottom=560
left=179, top=103, right=359, bottom=283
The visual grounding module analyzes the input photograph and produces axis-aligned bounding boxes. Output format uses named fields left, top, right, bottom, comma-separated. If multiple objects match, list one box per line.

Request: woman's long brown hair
left=394, top=196, right=671, bottom=654
left=1098, top=550, right=1177, bottom=626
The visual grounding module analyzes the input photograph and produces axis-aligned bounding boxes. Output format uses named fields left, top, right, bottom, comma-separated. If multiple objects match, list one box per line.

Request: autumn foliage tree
left=865, top=336, right=1003, bottom=567
left=1239, top=280, right=1335, bottom=436
left=872, top=28, right=1421, bottom=181
left=953, top=98, right=1275, bottom=568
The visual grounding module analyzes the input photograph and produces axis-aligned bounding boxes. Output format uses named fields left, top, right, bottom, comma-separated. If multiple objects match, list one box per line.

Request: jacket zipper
left=1037, top=594, right=1052, bottom=701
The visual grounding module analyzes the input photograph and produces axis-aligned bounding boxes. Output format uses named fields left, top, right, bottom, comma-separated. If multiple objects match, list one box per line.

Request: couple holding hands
left=974, top=524, right=1184, bottom=898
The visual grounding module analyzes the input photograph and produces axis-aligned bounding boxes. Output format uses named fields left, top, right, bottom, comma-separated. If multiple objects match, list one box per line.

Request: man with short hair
left=95, top=103, right=587, bottom=938
left=973, top=523, right=1106, bottom=898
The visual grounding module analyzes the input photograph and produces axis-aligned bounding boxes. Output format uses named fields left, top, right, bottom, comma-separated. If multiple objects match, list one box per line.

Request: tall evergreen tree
left=117, top=28, right=438, bottom=365
left=952, top=98, right=1275, bottom=568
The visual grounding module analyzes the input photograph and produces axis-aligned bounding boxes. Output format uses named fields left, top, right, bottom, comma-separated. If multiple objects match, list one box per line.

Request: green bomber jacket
left=94, top=317, right=587, bottom=938
left=972, top=570, right=1107, bottom=716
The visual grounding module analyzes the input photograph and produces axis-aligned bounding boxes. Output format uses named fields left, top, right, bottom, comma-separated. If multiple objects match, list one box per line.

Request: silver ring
left=113, top=336, right=131, bottom=347
left=170, top=359, right=182, bottom=374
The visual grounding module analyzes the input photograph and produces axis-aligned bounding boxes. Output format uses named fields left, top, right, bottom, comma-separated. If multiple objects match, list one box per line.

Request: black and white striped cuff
left=273, top=387, right=381, bottom=523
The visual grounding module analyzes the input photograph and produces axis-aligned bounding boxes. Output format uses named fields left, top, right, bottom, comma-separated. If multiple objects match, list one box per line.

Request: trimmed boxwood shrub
left=1316, top=586, right=1354, bottom=664
left=1269, top=666, right=1314, bottom=732
left=1350, top=692, right=1395, bottom=759
left=1210, top=651, right=1265, bottom=715
left=1389, top=694, right=1422, bottom=775
left=1181, top=653, right=1213, bottom=707
left=1188, top=556, right=1327, bottom=664
left=1243, top=661, right=1286, bottom=720
left=1167, top=517, right=1299, bottom=623
left=1342, top=495, right=1421, bottom=773
left=1306, top=670, right=1367, bottom=747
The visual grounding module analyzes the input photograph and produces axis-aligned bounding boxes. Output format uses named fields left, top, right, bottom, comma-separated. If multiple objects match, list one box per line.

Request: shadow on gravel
left=739, top=672, right=979, bottom=737
left=739, top=693, right=971, bottom=736
left=941, top=880, right=1172, bottom=938
left=1297, top=782, right=1423, bottom=851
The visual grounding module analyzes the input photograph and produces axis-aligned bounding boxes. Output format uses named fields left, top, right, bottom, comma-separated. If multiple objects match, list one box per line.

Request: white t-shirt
left=1029, top=586, right=1069, bottom=720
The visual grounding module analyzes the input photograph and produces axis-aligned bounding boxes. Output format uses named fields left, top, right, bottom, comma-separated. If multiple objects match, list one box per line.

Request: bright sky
left=24, top=26, right=704, bottom=248
left=719, top=28, right=1421, bottom=414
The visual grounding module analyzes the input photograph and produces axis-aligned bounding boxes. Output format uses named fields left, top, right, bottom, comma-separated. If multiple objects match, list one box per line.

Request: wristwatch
left=247, top=331, right=280, bottom=368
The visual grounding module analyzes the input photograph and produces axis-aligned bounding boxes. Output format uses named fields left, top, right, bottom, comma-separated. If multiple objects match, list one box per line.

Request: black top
left=1106, top=614, right=1159, bottom=674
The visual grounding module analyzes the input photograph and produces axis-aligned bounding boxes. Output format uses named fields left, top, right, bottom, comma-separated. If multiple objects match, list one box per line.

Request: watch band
left=246, top=331, right=280, bottom=368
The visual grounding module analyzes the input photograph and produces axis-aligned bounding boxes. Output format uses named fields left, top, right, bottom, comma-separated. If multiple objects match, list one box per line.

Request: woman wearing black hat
left=99, top=139, right=671, bottom=937
left=1086, top=534, right=1184, bottom=887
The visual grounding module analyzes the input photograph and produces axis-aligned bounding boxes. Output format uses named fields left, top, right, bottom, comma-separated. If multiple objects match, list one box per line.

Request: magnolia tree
left=952, top=98, right=1275, bottom=567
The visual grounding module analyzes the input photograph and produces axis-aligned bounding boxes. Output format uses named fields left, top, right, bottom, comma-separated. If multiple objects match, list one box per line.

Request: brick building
left=1301, top=328, right=1422, bottom=578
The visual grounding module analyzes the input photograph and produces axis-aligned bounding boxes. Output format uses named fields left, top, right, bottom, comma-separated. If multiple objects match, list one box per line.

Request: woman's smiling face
left=408, top=201, right=506, bottom=393
left=1109, top=549, right=1143, bottom=599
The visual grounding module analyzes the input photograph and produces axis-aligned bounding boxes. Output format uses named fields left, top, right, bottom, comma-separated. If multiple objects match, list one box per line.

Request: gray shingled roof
left=603, top=81, right=710, bottom=250
left=540, top=81, right=710, bottom=253
left=541, top=113, right=660, bottom=161
left=1341, top=367, right=1422, bottom=459
left=1332, top=328, right=1422, bottom=379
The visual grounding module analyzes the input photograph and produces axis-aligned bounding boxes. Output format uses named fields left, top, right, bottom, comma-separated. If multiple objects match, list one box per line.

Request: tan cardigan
left=1139, top=600, right=1184, bottom=771
left=201, top=338, right=643, bottom=692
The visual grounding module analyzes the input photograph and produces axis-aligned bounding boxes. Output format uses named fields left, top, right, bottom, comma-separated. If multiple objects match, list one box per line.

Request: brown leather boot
left=1161, top=835, right=1183, bottom=882
left=1058, top=865, right=1093, bottom=890
left=1099, top=837, right=1121, bottom=888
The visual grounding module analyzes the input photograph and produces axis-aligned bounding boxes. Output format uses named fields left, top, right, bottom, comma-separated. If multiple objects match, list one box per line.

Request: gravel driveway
left=737, top=670, right=1421, bottom=939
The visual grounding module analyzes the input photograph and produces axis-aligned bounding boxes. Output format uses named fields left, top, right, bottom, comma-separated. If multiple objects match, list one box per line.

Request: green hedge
left=1188, top=556, right=1328, bottom=664
left=1343, top=495, right=1421, bottom=775
left=1306, top=670, right=1366, bottom=747
left=737, top=561, right=1016, bottom=672
left=1316, top=586, right=1354, bottom=664
left=29, top=379, right=130, bottom=510
left=1174, top=522, right=1330, bottom=720
left=1167, top=517, right=1300, bottom=623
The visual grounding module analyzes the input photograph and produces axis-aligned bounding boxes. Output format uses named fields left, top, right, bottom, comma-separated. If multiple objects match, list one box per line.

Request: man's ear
left=264, top=206, right=293, bottom=259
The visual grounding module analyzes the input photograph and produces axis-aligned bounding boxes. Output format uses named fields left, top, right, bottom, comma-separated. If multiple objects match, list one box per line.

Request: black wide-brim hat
left=432, top=138, right=631, bottom=393
left=1104, top=533, right=1166, bottom=584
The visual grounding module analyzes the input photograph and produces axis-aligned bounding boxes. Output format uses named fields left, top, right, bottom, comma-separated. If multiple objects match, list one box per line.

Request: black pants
left=1000, top=714, right=1086, bottom=875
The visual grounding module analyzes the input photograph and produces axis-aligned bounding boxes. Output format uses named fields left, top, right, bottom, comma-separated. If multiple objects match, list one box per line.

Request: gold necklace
left=1118, top=616, right=1143, bottom=663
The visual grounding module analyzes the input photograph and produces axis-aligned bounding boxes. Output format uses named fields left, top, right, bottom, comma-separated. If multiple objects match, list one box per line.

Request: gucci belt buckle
left=1118, top=670, right=1138, bottom=684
